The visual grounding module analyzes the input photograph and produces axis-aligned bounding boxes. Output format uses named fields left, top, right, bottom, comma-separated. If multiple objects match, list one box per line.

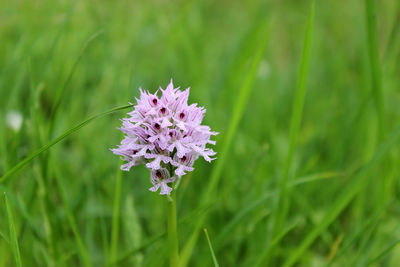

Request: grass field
left=1, top=0, right=400, bottom=266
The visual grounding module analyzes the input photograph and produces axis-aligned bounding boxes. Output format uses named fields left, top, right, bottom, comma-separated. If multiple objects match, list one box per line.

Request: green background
left=1, top=0, right=400, bottom=266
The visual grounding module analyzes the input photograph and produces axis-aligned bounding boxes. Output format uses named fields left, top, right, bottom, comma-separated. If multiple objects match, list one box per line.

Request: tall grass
left=4, top=193, right=22, bottom=267
left=270, top=0, right=314, bottom=253
left=1, top=0, right=400, bottom=266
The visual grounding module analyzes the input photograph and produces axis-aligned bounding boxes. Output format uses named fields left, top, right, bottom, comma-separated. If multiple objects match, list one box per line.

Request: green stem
left=110, top=166, right=123, bottom=265
left=167, top=190, right=179, bottom=267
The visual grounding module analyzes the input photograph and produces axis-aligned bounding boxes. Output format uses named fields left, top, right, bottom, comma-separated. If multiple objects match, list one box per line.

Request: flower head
left=112, top=79, right=218, bottom=195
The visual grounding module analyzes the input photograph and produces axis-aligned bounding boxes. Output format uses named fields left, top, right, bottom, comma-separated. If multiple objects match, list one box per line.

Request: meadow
left=1, top=0, right=400, bottom=266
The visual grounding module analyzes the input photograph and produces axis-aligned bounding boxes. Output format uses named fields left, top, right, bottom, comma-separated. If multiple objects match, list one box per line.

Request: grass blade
left=4, top=193, right=22, bottom=267
left=0, top=185, right=45, bottom=243
left=368, top=238, right=400, bottom=265
left=53, top=165, right=92, bottom=267
left=255, top=220, right=300, bottom=267
left=291, top=171, right=344, bottom=186
left=327, top=209, right=384, bottom=265
left=48, top=30, right=104, bottom=138
left=0, top=104, right=131, bottom=183
left=121, top=195, right=143, bottom=266
left=0, top=229, right=9, bottom=244
left=109, top=166, right=123, bottom=265
left=111, top=200, right=216, bottom=266
left=180, top=17, right=272, bottom=267
left=365, top=0, right=384, bottom=138
left=203, top=229, right=220, bottom=267
left=214, top=170, right=341, bottom=249
left=110, top=232, right=166, bottom=265
left=270, top=0, right=315, bottom=245
left=283, top=123, right=400, bottom=267
left=214, top=192, right=273, bottom=249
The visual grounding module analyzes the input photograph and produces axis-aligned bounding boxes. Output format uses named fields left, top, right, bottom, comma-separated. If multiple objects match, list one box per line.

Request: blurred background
left=1, top=0, right=400, bottom=266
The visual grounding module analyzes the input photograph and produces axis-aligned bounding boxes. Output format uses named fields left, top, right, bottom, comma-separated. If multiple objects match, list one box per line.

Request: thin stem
left=0, top=104, right=132, bottom=183
left=109, top=166, right=123, bottom=265
left=167, top=190, right=179, bottom=267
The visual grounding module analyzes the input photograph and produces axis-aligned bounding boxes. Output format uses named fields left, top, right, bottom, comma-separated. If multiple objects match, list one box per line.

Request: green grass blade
left=0, top=104, right=131, bottom=183
left=291, top=171, right=344, bottom=186
left=283, top=123, right=400, bottom=267
left=110, top=232, right=166, bottom=265
left=121, top=195, right=143, bottom=266
left=0, top=229, right=9, bottom=244
left=0, top=185, right=45, bottom=243
left=109, top=166, right=123, bottom=265
left=0, top=116, right=9, bottom=173
left=270, top=0, right=315, bottom=243
left=203, top=229, right=220, bottom=267
left=214, top=170, right=340, bottom=249
left=48, top=30, right=103, bottom=138
left=53, top=165, right=92, bottom=267
left=350, top=212, right=382, bottom=264
left=180, top=18, right=272, bottom=267
left=111, top=201, right=215, bottom=266
left=255, top=220, right=300, bottom=267
left=4, top=193, right=22, bottom=267
left=327, top=210, right=383, bottom=265
left=40, top=3, right=76, bottom=78
left=203, top=22, right=271, bottom=205
left=368, top=238, right=400, bottom=265
left=365, top=0, right=384, bottom=138
left=214, top=192, right=273, bottom=249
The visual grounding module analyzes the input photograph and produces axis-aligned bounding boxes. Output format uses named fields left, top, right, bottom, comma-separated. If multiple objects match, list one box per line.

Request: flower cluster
left=112, top=80, right=218, bottom=195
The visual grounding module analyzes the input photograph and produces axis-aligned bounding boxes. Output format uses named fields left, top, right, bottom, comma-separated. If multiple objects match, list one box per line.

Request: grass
left=109, top=162, right=123, bottom=265
left=203, top=229, right=220, bottom=267
left=269, top=1, right=314, bottom=259
left=53, top=163, right=91, bottom=267
left=1, top=0, right=400, bottom=266
left=0, top=104, right=131, bottom=183
left=4, top=193, right=22, bottom=267
left=365, top=0, right=384, bottom=139
left=180, top=14, right=272, bottom=267
left=283, top=123, right=400, bottom=267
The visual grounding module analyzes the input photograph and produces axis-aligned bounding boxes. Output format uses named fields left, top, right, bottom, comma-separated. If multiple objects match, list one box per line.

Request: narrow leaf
left=204, top=229, right=220, bottom=267
left=368, top=238, right=400, bottom=264
left=365, top=0, right=384, bottom=137
left=109, top=166, right=123, bottom=265
left=53, top=165, right=92, bottom=267
left=283, top=123, right=400, bottom=267
left=4, top=193, right=22, bottom=267
left=181, top=17, right=272, bottom=267
left=270, top=0, right=315, bottom=242
left=0, top=104, right=131, bottom=183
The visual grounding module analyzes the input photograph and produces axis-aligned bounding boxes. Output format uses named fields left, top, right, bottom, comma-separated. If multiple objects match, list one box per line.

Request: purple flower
left=149, top=168, right=175, bottom=195
left=112, top=79, right=218, bottom=195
